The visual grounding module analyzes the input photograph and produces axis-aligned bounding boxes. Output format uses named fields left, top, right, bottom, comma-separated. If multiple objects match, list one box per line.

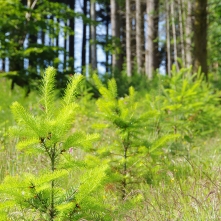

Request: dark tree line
left=0, top=0, right=220, bottom=93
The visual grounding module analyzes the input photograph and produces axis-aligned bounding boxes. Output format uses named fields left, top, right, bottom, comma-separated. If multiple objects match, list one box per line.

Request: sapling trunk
left=122, top=145, right=128, bottom=199
left=122, top=132, right=130, bottom=199
left=41, top=139, right=57, bottom=220
left=50, top=144, right=56, bottom=220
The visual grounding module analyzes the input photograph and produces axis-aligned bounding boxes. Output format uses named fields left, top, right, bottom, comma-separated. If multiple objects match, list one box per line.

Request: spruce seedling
left=0, top=67, right=108, bottom=220
left=92, top=75, right=138, bottom=198
left=93, top=75, right=177, bottom=199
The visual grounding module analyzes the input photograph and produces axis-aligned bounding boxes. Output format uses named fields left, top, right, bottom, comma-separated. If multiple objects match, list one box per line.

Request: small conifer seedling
left=92, top=75, right=178, bottom=200
left=0, top=67, right=108, bottom=221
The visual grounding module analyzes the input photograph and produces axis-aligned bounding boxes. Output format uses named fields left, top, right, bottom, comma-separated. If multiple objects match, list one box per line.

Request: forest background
left=1, top=0, right=220, bottom=89
left=1, top=0, right=221, bottom=220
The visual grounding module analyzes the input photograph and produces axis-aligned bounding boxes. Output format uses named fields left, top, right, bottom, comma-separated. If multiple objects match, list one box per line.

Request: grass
left=1, top=77, right=221, bottom=220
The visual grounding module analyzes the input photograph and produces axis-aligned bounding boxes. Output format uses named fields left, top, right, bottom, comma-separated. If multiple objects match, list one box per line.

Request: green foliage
left=93, top=74, right=178, bottom=197
left=144, top=67, right=221, bottom=149
left=0, top=0, right=80, bottom=91
left=1, top=65, right=221, bottom=219
left=0, top=67, right=108, bottom=220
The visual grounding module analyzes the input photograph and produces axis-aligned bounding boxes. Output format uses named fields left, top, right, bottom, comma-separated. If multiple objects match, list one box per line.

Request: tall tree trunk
left=185, top=0, right=192, bottom=68
left=55, top=18, right=60, bottom=69
left=105, top=2, right=110, bottom=73
left=90, top=0, right=97, bottom=70
left=136, top=0, right=142, bottom=74
left=153, top=0, right=159, bottom=70
left=81, top=0, right=87, bottom=73
left=29, top=33, right=38, bottom=73
left=171, top=0, right=179, bottom=71
left=1, top=59, right=5, bottom=71
left=166, top=1, right=171, bottom=76
left=145, top=0, right=154, bottom=79
left=110, top=0, right=121, bottom=73
left=193, top=0, right=207, bottom=78
left=126, top=0, right=132, bottom=77
left=178, top=0, right=185, bottom=66
left=69, top=0, right=75, bottom=73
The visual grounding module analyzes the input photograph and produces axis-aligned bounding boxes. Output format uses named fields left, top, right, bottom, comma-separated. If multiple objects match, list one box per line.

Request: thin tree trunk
left=166, top=1, right=171, bottom=76
left=145, top=0, right=154, bottom=79
left=64, top=20, right=67, bottom=71
left=153, top=0, right=159, bottom=70
left=171, top=0, right=179, bottom=71
left=105, top=3, right=110, bottom=73
left=2, top=59, right=5, bottom=71
left=90, top=0, right=97, bottom=70
left=81, top=0, right=87, bottom=73
left=136, top=0, right=142, bottom=74
left=126, top=0, right=132, bottom=77
left=69, top=0, right=75, bottom=73
left=185, top=0, right=192, bottom=68
left=178, top=0, right=185, bottom=66
left=110, top=0, right=121, bottom=73
left=193, top=0, right=207, bottom=78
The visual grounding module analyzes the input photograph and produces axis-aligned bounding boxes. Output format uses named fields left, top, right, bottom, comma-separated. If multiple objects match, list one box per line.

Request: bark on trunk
left=171, top=0, right=179, bottom=71
left=110, top=0, right=121, bottom=73
left=69, top=0, right=75, bottom=73
left=81, top=0, right=87, bottom=73
left=166, top=1, right=171, bottom=76
left=126, top=0, right=132, bottom=77
left=136, top=0, right=142, bottom=74
left=193, top=0, right=207, bottom=78
left=178, top=0, right=185, bottom=66
left=185, top=0, right=192, bottom=68
left=90, top=0, right=97, bottom=70
left=145, top=0, right=154, bottom=79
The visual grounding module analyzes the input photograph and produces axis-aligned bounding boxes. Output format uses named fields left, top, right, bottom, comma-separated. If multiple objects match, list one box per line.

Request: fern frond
left=40, top=66, right=56, bottom=118
left=63, top=74, right=84, bottom=105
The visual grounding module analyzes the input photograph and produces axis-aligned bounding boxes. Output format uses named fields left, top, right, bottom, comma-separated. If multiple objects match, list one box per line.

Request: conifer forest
left=1, top=0, right=221, bottom=220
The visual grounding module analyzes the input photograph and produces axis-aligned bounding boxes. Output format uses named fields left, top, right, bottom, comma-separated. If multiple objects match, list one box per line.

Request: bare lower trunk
left=185, top=0, right=192, bottom=68
left=69, top=0, right=75, bottom=73
left=136, top=0, right=142, bottom=74
left=145, top=0, right=154, bottom=79
left=178, top=0, right=185, bottom=66
left=166, top=1, right=171, bottom=76
left=171, top=0, right=179, bottom=71
left=90, top=0, right=97, bottom=70
left=193, top=0, right=208, bottom=78
left=81, top=0, right=87, bottom=73
left=111, top=0, right=121, bottom=73
left=126, top=0, right=132, bottom=77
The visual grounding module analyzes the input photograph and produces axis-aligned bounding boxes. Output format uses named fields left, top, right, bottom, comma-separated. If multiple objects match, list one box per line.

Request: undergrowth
left=0, top=66, right=221, bottom=220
